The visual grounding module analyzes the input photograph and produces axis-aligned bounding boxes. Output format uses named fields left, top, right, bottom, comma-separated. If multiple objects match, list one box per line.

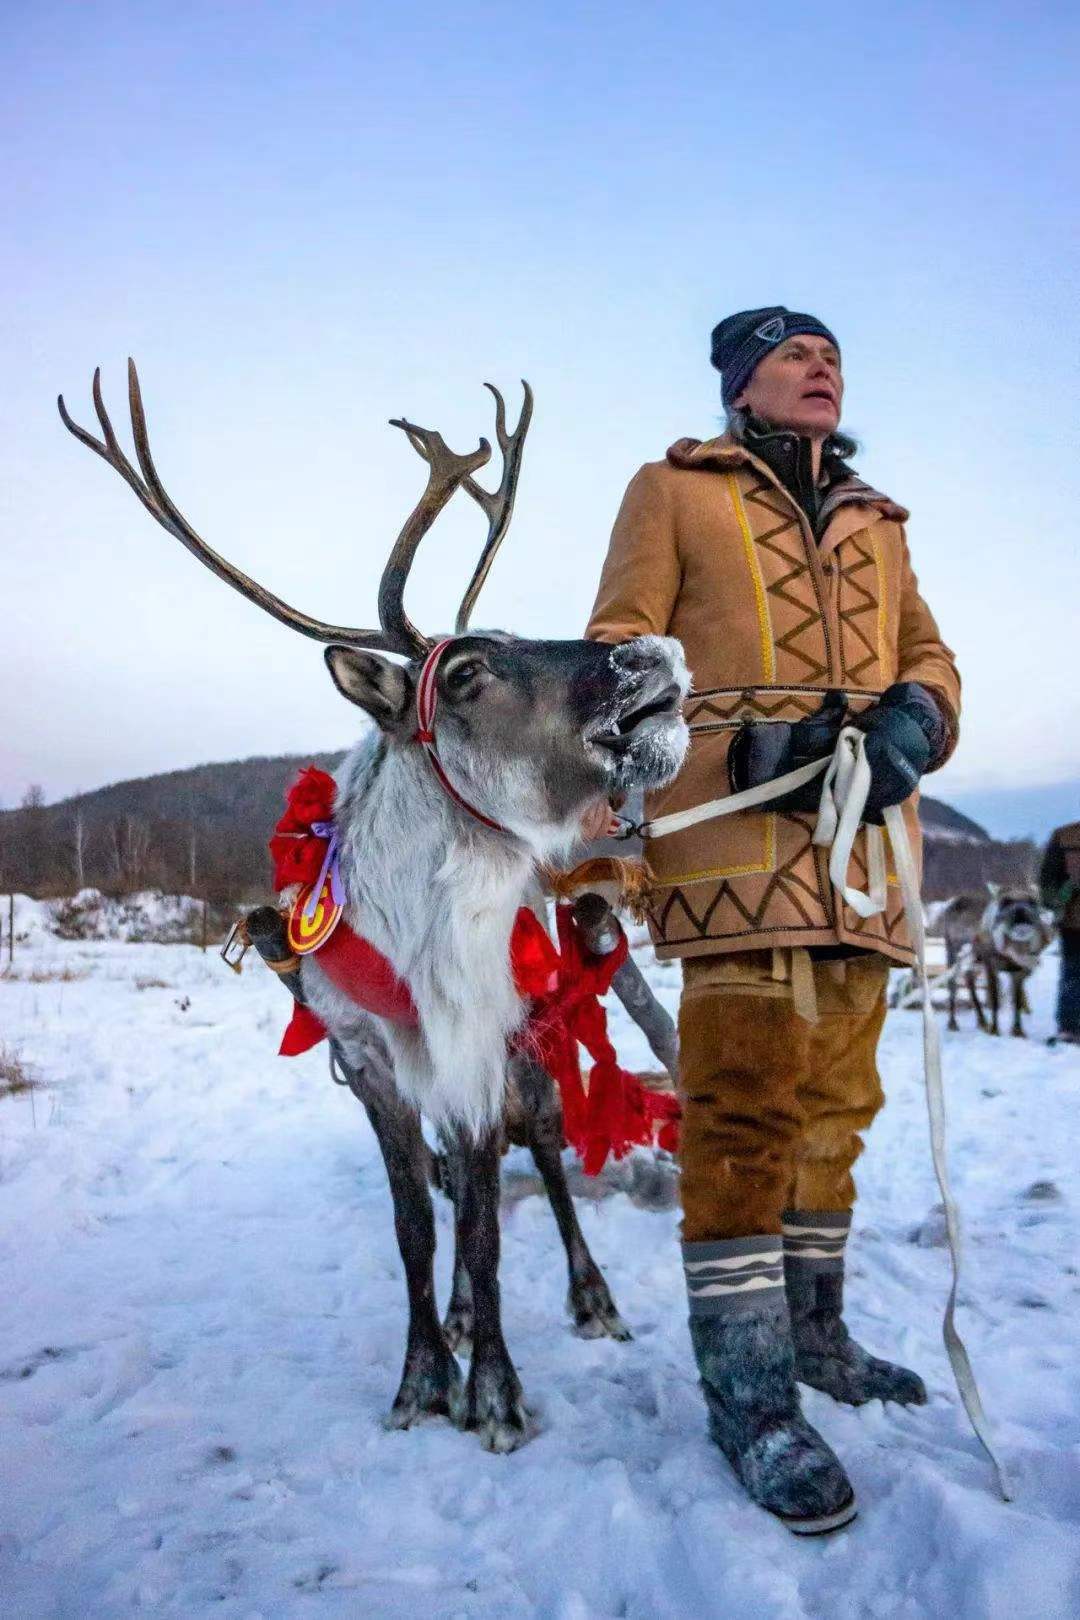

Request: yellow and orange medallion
left=287, top=875, right=344, bottom=955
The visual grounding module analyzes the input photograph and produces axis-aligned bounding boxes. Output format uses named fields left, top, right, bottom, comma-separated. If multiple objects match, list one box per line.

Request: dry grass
left=2, top=965, right=89, bottom=984
left=134, top=977, right=170, bottom=991
left=0, top=1046, right=38, bottom=1098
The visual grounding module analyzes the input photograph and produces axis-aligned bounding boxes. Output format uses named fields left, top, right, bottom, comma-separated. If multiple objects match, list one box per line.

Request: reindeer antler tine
left=389, top=416, right=492, bottom=477
left=58, top=377, right=110, bottom=462
left=126, top=357, right=195, bottom=536
left=483, top=382, right=508, bottom=450
left=455, top=379, right=533, bottom=633
left=92, top=364, right=124, bottom=457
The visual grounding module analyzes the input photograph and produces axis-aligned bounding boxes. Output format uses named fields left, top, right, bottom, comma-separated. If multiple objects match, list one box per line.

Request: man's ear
left=324, top=647, right=415, bottom=732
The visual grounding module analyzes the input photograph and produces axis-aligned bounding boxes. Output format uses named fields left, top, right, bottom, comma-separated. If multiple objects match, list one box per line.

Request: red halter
left=412, top=638, right=512, bottom=835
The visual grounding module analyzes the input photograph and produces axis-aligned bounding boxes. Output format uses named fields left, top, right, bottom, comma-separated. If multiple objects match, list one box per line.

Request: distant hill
left=37, top=752, right=348, bottom=841
left=0, top=753, right=347, bottom=903
left=943, top=779, right=1080, bottom=843
left=917, top=797, right=988, bottom=844
left=7, top=752, right=989, bottom=847
left=1, top=750, right=1012, bottom=904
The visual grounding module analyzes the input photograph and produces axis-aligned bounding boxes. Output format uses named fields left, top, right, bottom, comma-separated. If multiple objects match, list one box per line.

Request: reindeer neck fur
left=325, top=730, right=538, bottom=1134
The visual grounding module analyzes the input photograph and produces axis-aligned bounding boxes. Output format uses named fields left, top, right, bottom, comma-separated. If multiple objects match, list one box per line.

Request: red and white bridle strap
left=412, top=638, right=510, bottom=835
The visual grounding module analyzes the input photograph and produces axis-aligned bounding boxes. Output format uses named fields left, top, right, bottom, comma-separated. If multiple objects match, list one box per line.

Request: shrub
left=0, top=1046, right=38, bottom=1097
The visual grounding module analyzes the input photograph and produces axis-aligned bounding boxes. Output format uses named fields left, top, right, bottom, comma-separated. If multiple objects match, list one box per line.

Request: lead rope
left=641, top=726, right=1012, bottom=1501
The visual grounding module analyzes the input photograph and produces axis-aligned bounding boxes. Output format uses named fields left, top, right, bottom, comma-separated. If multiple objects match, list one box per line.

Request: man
left=1039, top=818, right=1080, bottom=1044
left=586, top=306, right=960, bottom=1533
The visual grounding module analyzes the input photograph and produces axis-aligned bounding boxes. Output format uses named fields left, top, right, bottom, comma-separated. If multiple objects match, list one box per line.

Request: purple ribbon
left=304, top=819, right=345, bottom=921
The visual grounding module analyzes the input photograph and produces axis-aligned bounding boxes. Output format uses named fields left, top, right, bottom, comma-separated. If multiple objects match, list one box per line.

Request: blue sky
left=4, top=1, right=1078, bottom=828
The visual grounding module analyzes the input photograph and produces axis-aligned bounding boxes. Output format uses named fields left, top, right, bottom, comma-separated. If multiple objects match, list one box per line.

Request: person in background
left=585, top=305, right=960, bottom=1533
left=1039, top=818, right=1080, bottom=1045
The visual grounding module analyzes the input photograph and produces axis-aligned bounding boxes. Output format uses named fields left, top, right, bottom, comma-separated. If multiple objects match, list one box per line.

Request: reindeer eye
left=445, top=658, right=484, bottom=692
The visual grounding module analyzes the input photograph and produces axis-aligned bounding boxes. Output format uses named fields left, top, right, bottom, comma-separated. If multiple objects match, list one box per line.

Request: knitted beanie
left=710, top=306, right=840, bottom=410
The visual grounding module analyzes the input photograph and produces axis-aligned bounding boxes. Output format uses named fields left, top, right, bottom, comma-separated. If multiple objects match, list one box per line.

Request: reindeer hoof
left=442, top=1303, right=475, bottom=1359
left=385, top=1337, right=464, bottom=1430
left=464, top=1356, right=533, bottom=1452
left=568, top=1275, right=633, bottom=1342
left=477, top=1406, right=532, bottom=1453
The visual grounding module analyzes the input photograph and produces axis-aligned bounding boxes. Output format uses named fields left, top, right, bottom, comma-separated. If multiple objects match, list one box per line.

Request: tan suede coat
left=587, top=434, right=961, bottom=965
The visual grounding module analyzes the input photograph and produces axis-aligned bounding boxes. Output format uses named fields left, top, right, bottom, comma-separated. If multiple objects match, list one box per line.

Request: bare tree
left=125, top=816, right=152, bottom=889
left=187, top=793, right=198, bottom=895
left=72, top=811, right=86, bottom=890
left=15, top=785, right=47, bottom=894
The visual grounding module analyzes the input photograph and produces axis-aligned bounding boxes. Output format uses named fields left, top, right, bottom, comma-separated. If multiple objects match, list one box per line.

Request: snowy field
left=1, top=903, right=1078, bottom=1618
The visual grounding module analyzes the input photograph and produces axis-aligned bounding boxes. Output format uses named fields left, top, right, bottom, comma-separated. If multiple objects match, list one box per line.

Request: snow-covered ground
left=1, top=913, right=1078, bottom=1618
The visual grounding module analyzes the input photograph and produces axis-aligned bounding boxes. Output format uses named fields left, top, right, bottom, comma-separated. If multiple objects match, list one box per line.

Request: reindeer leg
left=572, top=893, right=679, bottom=1082
left=337, top=1047, right=464, bottom=1431
left=967, top=968, right=989, bottom=1031
left=946, top=948, right=960, bottom=1031
left=437, top=1134, right=475, bottom=1358
left=986, top=966, right=1001, bottom=1036
left=1011, top=972, right=1025, bottom=1038
left=513, top=1054, right=631, bottom=1342
left=452, top=1122, right=532, bottom=1452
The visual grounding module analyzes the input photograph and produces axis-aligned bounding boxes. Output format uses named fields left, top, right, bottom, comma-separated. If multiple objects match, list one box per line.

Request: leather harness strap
left=413, top=638, right=511, bottom=835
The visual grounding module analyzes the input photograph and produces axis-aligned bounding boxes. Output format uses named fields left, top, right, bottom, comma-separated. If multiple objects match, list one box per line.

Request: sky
left=4, top=1, right=1079, bottom=829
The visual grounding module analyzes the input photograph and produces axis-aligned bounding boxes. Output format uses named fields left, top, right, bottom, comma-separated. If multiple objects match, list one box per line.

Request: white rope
left=639, top=754, right=830, bottom=839
left=642, top=725, right=1013, bottom=1501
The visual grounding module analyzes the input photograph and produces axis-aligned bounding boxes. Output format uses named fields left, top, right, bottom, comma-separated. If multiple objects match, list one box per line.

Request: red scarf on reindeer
left=270, top=766, right=679, bottom=1174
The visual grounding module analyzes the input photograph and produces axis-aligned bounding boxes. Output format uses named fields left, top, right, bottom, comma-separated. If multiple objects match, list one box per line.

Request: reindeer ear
left=325, top=647, right=415, bottom=731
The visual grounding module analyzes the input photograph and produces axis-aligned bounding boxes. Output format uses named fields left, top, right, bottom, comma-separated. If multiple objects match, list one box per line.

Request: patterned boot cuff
left=781, top=1210, right=851, bottom=1275
left=682, top=1235, right=788, bottom=1320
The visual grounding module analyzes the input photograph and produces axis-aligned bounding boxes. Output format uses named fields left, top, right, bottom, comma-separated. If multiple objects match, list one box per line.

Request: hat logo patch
left=754, top=316, right=786, bottom=344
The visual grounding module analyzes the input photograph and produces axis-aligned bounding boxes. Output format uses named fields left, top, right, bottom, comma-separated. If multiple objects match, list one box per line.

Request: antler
left=454, top=381, right=534, bottom=633
left=57, top=361, right=406, bottom=651
left=58, top=361, right=528, bottom=661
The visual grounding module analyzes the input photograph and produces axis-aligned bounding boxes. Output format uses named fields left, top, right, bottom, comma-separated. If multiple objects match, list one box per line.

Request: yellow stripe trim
left=663, top=815, right=777, bottom=886
left=725, top=473, right=775, bottom=682
left=872, top=531, right=888, bottom=678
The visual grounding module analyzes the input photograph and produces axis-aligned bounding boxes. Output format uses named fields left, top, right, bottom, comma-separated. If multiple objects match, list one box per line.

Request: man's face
left=734, top=334, right=843, bottom=437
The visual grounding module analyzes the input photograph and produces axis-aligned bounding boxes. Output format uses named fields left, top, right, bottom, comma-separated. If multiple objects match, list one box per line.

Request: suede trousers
left=678, top=950, right=890, bottom=1242
left=1056, top=929, right=1080, bottom=1039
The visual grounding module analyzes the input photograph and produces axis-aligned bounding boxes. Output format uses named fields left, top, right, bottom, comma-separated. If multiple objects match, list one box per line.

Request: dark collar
left=737, top=415, right=851, bottom=534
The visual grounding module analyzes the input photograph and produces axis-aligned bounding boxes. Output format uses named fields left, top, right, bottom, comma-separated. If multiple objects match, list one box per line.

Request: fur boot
left=684, top=1238, right=856, bottom=1535
left=783, top=1212, right=927, bottom=1407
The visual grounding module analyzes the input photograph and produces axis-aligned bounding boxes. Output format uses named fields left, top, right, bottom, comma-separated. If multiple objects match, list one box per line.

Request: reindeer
left=59, top=362, right=689, bottom=1452
left=938, top=884, right=1053, bottom=1037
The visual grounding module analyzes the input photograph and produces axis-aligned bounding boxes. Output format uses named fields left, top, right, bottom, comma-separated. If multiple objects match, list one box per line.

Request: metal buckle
left=220, top=917, right=251, bottom=974
left=611, top=815, right=644, bottom=842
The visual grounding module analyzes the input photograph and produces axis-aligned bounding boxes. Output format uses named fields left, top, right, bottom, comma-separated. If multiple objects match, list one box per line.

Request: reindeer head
left=984, top=882, right=1053, bottom=968
left=327, top=631, right=687, bottom=844
left=59, top=364, right=688, bottom=854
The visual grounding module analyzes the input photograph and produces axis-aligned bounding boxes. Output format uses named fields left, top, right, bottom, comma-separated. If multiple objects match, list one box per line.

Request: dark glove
left=728, top=690, right=846, bottom=813
left=858, top=682, right=945, bottom=823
